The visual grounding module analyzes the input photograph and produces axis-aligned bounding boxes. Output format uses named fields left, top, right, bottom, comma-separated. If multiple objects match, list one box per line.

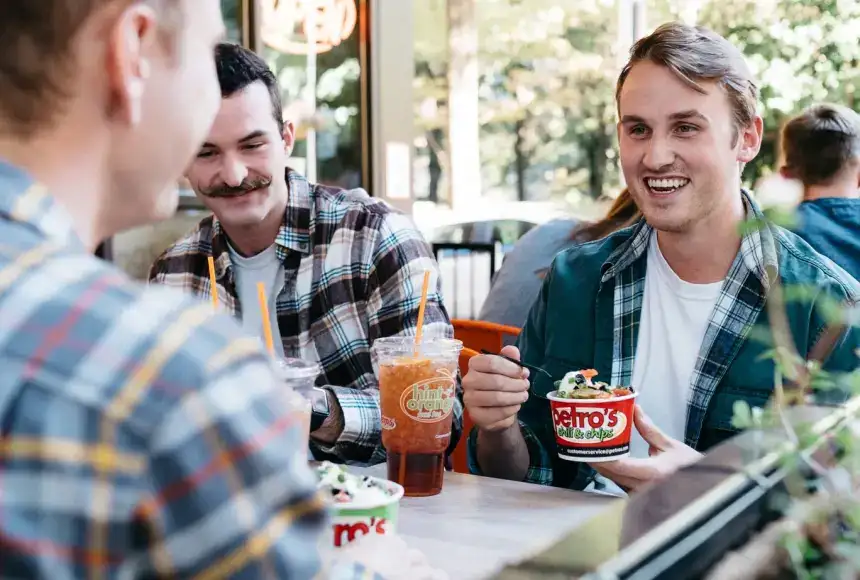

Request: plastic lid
left=275, top=357, right=321, bottom=380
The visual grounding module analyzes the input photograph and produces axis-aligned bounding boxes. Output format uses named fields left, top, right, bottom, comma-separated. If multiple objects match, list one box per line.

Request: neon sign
left=263, top=0, right=358, bottom=55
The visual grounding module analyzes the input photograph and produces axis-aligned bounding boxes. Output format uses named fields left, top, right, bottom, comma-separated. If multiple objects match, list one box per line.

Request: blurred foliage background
left=412, top=0, right=860, bottom=209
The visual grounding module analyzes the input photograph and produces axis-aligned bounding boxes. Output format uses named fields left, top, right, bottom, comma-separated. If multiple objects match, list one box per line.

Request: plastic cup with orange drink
left=372, top=337, right=462, bottom=496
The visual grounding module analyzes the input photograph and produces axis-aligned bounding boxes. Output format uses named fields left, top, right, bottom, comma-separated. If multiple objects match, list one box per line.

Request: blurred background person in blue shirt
left=780, top=103, right=860, bottom=280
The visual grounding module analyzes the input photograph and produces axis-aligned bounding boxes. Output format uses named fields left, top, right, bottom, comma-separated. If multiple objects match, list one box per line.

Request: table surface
left=353, top=465, right=618, bottom=580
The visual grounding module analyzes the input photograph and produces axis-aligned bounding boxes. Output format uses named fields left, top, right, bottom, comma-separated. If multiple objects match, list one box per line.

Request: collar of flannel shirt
left=0, top=161, right=85, bottom=251
left=598, top=190, right=780, bottom=448
left=600, top=190, right=778, bottom=287
left=209, top=168, right=313, bottom=279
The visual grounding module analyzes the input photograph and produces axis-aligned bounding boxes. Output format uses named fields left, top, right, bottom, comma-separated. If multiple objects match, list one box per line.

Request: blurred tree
left=479, top=0, right=620, bottom=202
left=261, top=1, right=364, bottom=187
left=415, top=0, right=622, bottom=204
left=413, top=0, right=860, bottom=205
left=700, top=0, right=860, bottom=185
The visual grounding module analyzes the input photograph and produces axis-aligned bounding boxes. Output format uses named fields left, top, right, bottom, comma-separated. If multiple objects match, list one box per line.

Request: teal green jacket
left=469, top=194, right=859, bottom=490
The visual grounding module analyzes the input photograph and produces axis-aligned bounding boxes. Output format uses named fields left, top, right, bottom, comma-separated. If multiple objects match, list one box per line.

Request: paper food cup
left=547, top=390, right=639, bottom=462
left=327, top=477, right=405, bottom=548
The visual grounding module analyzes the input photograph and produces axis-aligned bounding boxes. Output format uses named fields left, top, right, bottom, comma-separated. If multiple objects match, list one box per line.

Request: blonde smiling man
left=463, top=22, right=859, bottom=493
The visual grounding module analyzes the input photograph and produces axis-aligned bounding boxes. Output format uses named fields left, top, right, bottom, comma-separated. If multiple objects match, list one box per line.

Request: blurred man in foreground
left=0, top=1, right=430, bottom=577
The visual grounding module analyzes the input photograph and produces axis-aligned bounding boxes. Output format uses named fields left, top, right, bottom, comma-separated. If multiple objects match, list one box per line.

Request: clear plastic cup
left=371, top=337, right=462, bottom=497
left=275, top=358, right=321, bottom=451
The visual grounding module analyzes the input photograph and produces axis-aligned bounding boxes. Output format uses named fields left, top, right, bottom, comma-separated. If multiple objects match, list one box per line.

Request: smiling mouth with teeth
left=645, top=177, right=690, bottom=194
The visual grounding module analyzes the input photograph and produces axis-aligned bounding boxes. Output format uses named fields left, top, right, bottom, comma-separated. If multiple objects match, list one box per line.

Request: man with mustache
left=462, top=22, right=859, bottom=493
left=150, top=43, right=457, bottom=466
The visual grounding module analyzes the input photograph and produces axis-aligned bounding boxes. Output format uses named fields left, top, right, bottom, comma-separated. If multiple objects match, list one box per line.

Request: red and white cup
left=547, top=390, right=639, bottom=462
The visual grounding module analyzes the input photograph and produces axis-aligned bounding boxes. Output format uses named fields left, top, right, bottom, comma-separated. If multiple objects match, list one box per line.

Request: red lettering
left=606, top=409, right=619, bottom=428
left=333, top=521, right=371, bottom=547
left=333, top=518, right=389, bottom=547
left=571, top=408, right=600, bottom=429
left=561, top=407, right=621, bottom=430
left=373, top=517, right=388, bottom=534
left=553, top=408, right=572, bottom=428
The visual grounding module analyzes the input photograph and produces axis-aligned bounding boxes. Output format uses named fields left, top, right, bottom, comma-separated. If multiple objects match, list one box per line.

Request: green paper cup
left=327, top=476, right=405, bottom=548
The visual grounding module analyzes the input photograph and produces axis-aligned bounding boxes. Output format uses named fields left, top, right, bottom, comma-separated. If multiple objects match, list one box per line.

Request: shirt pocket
left=706, top=381, right=774, bottom=432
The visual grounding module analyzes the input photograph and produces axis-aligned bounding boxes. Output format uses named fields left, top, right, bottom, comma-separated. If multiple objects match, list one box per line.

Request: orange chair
left=452, top=319, right=521, bottom=355
left=450, top=320, right=521, bottom=474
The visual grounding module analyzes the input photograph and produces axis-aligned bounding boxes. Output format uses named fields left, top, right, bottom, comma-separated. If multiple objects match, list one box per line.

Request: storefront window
left=260, top=0, right=365, bottom=189
left=221, top=0, right=242, bottom=43
left=414, top=0, right=623, bottom=222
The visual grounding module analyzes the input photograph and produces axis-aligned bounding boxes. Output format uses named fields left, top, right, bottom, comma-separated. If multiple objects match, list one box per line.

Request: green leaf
left=731, top=399, right=754, bottom=429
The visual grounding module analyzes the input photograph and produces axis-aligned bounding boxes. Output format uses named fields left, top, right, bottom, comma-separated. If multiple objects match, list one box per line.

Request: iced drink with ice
left=373, top=337, right=462, bottom=497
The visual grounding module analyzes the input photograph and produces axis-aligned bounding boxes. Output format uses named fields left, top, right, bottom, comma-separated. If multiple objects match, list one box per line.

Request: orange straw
left=256, top=282, right=275, bottom=356
left=414, top=270, right=431, bottom=350
left=207, top=256, right=218, bottom=309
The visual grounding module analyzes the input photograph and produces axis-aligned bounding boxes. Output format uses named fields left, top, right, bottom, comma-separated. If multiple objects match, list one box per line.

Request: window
left=259, top=0, right=366, bottom=189
left=222, top=0, right=242, bottom=44
left=414, top=0, right=625, bottom=234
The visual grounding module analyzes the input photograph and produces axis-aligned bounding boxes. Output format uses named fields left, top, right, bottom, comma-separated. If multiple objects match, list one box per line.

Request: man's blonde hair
left=616, top=22, right=759, bottom=146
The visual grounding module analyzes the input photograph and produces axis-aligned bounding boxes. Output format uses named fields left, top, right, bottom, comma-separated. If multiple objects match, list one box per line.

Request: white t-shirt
left=227, top=242, right=286, bottom=358
left=629, top=233, right=723, bottom=458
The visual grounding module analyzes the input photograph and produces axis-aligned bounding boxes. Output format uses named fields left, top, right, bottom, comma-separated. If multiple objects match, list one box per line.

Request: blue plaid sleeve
left=140, top=337, right=328, bottom=578
left=318, top=211, right=459, bottom=465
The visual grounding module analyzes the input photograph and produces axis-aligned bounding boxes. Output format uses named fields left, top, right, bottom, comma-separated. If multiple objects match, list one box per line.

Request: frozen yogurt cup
left=548, top=369, right=638, bottom=462
left=317, top=462, right=404, bottom=548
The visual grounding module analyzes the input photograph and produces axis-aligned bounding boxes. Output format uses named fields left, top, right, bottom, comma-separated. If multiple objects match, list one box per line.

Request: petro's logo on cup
left=399, top=368, right=456, bottom=423
left=553, top=406, right=628, bottom=444
left=548, top=390, right=638, bottom=462
left=332, top=515, right=391, bottom=547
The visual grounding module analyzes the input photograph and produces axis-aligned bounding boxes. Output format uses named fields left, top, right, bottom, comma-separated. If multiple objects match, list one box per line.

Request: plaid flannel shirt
left=470, top=191, right=859, bottom=487
left=0, top=161, right=378, bottom=578
left=150, top=169, right=458, bottom=465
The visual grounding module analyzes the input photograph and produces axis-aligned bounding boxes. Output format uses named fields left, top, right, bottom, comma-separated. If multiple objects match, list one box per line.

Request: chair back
left=450, top=320, right=521, bottom=474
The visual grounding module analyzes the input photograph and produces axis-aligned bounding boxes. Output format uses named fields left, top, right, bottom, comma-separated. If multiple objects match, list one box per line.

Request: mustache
left=201, top=176, right=272, bottom=198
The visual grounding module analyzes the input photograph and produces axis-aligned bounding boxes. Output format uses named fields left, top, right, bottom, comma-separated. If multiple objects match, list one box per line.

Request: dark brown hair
left=571, top=188, right=641, bottom=243
left=780, top=103, right=860, bottom=186
left=215, top=43, right=285, bottom=135
left=616, top=21, right=759, bottom=145
left=0, top=0, right=177, bottom=138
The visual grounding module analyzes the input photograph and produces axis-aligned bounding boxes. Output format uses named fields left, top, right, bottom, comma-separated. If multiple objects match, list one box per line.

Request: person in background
left=780, top=103, right=860, bottom=280
left=463, top=22, right=859, bottom=494
left=478, top=190, right=640, bottom=330
left=150, top=43, right=458, bottom=466
left=0, top=0, right=431, bottom=577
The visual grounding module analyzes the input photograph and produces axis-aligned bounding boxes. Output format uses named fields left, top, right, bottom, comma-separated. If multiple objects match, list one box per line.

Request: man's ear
left=282, top=120, right=296, bottom=156
left=105, top=3, right=158, bottom=126
left=737, top=116, right=763, bottom=164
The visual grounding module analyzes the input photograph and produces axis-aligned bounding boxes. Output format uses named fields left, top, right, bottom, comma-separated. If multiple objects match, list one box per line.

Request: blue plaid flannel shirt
left=0, top=160, right=378, bottom=578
